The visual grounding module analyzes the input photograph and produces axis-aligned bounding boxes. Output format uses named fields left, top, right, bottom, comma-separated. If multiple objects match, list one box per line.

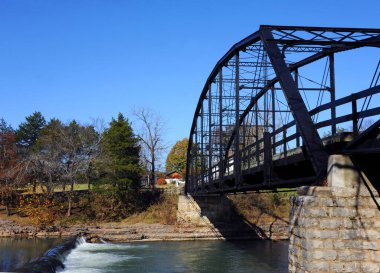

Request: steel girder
left=186, top=25, right=380, bottom=195
left=260, top=28, right=328, bottom=179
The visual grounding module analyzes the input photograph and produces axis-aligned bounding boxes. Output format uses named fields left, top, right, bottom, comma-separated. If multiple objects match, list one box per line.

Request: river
left=0, top=238, right=289, bottom=273
left=0, top=237, right=63, bottom=271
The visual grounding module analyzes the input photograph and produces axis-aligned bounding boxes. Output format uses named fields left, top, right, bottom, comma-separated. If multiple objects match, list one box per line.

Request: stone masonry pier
left=289, top=155, right=380, bottom=272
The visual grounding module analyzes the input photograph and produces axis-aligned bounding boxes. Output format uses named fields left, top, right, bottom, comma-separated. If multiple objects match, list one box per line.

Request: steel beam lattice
left=186, top=25, right=380, bottom=195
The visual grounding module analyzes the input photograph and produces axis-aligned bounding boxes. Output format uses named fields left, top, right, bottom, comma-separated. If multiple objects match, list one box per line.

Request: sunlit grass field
left=19, top=183, right=91, bottom=194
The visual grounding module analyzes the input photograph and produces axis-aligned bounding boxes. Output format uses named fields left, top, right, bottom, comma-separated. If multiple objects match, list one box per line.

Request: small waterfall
left=15, top=236, right=86, bottom=273
left=99, top=238, right=108, bottom=244
left=76, top=237, right=86, bottom=245
left=60, top=239, right=143, bottom=272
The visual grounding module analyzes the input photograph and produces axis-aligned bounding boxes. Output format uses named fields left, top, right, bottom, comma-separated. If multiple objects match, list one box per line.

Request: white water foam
left=76, top=236, right=87, bottom=245
left=59, top=240, right=142, bottom=273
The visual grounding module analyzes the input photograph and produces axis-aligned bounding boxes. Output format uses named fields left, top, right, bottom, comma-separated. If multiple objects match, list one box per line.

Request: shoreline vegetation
left=1, top=112, right=291, bottom=243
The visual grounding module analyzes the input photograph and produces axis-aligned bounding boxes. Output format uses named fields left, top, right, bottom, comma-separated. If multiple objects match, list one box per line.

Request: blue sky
left=0, top=0, right=379, bottom=164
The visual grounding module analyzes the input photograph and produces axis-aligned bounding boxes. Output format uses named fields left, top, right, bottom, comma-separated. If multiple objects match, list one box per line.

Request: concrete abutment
left=177, top=193, right=288, bottom=240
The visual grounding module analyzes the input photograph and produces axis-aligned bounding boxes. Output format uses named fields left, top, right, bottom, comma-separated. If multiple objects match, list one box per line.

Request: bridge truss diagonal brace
left=260, top=28, right=329, bottom=179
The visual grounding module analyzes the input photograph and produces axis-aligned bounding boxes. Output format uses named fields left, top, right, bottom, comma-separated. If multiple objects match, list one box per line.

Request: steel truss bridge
left=186, top=25, right=380, bottom=196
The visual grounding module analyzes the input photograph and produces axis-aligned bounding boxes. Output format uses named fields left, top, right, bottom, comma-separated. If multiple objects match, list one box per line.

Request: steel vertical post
left=208, top=85, right=213, bottom=185
left=218, top=69, right=224, bottom=187
left=194, top=125, right=198, bottom=193
left=263, top=132, right=272, bottom=186
left=271, top=86, right=276, bottom=155
left=255, top=104, right=260, bottom=165
left=352, top=95, right=358, bottom=137
left=283, top=129, right=287, bottom=157
left=200, top=105, right=205, bottom=191
left=329, top=54, right=337, bottom=136
left=234, top=52, right=241, bottom=187
left=295, top=69, right=301, bottom=147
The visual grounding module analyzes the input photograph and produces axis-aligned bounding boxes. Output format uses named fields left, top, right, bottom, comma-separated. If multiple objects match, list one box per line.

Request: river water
left=0, top=237, right=63, bottom=271
left=0, top=238, right=289, bottom=273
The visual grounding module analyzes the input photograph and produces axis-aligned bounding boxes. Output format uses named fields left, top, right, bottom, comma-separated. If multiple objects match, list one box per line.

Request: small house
left=165, top=171, right=185, bottom=187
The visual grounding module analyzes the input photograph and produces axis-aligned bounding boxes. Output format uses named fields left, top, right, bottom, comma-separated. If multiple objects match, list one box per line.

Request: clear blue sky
left=0, top=0, right=379, bottom=163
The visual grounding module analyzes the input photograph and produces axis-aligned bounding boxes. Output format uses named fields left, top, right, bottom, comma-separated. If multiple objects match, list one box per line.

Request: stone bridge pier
left=289, top=155, right=380, bottom=273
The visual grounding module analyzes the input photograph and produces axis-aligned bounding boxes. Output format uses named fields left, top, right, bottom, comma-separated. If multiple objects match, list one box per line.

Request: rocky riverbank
left=0, top=218, right=288, bottom=242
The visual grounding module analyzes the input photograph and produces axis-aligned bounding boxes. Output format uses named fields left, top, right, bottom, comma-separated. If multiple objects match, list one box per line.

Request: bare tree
left=23, top=119, right=103, bottom=216
left=0, top=132, right=21, bottom=216
left=133, top=108, right=166, bottom=188
left=59, top=121, right=103, bottom=216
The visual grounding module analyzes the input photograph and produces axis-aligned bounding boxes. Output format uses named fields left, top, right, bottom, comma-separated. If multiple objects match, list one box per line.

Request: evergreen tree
left=98, top=113, right=141, bottom=202
left=0, top=118, right=13, bottom=134
left=16, top=111, right=46, bottom=149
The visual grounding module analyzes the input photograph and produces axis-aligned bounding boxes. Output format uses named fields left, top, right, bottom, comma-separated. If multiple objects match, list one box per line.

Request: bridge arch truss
left=186, top=25, right=380, bottom=195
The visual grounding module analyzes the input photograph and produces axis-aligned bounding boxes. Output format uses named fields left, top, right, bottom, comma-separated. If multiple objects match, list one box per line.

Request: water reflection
left=62, top=240, right=288, bottom=273
left=173, top=240, right=288, bottom=273
left=0, top=238, right=289, bottom=273
left=0, top=237, right=62, bottom=271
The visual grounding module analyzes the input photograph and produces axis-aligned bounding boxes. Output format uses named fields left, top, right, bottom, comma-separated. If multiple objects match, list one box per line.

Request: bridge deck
left=196, top=133, right=363, bottom=194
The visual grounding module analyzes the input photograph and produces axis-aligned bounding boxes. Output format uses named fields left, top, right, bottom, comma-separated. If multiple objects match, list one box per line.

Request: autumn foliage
left=157, top=177, right=166, bottom=185
left=171, top=172, right=182, bottom=179
left=165, top=138, right=188, bottom=179
left=0, top=132, right=20, bottom=216
left=18, top=195, right=56, bottom=228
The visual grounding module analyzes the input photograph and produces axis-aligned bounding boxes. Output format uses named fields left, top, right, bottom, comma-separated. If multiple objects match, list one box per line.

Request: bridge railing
left=222, top=85, right=380, bottom=180
left=189, top=85, right=380, bottom=194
